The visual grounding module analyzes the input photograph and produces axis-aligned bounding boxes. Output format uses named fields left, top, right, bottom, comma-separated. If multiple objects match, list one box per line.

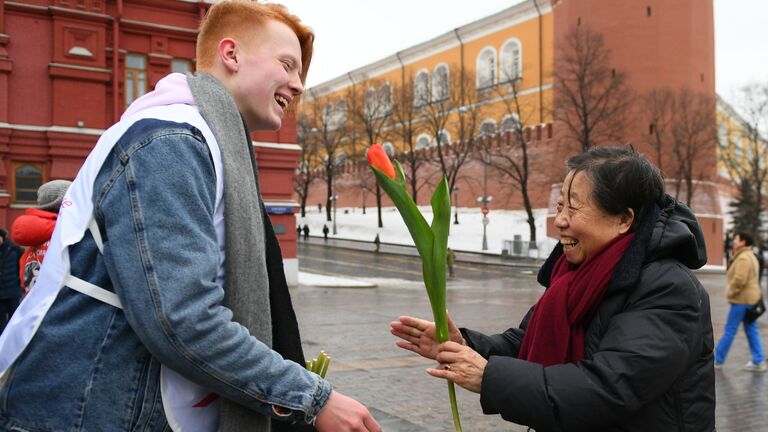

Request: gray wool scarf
left=187, top=72, right=273, bottom=432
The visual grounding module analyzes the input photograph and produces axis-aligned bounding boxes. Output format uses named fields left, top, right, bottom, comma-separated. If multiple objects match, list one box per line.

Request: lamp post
left=452, top=186, right=460, bottom=224
left=476, top=160, right=493, bottom=251
left=330, top=195, right=339, bottom=235
left=361, top=182, right=368, bottom=215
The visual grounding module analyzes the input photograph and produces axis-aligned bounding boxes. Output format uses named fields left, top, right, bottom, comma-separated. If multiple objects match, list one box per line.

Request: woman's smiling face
left=554, top=170, right=633, bottom=265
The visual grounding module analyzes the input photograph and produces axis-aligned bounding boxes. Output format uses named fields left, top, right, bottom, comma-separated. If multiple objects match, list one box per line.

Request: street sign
left=481, top=207, right=489, bottom=215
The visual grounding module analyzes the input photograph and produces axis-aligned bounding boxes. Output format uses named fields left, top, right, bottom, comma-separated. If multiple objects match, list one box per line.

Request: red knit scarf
left=518, top=232, right=635, bottom=366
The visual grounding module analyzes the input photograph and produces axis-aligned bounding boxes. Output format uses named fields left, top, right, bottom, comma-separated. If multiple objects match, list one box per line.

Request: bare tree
left=421, top=65, right=483, bottom=194
left=554, top=26, right=632, bottom=151
left=390, top=76, right=428, bottom=203
left=302, top=94, right=348, bottom=222
left=294, top=113, right=319, bottom=217
left=642, top=88, right=675, bottom=173
left=669, top=88, right=717, bottom=207
left=481, top=77, right=540, bottom=244
left=720, top=83, right=768, bottom=246
left=349, top=78, right=393, bottom=227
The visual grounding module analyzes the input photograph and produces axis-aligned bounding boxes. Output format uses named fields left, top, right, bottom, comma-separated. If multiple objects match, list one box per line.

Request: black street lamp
left=452, top=186, right=460, bottom=224
left=476, top=160, right=493, bottom=251
left=361, top=182, right=369, bottom=215
left=330, top=195, right=339, bottom=235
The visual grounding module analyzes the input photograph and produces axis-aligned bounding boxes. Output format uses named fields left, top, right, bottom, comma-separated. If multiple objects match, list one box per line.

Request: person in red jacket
left=11, top=179, right=71, bottom=295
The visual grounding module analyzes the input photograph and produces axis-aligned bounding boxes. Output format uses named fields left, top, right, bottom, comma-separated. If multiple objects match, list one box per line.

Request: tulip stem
left=448, top=381, right=462, bottom=431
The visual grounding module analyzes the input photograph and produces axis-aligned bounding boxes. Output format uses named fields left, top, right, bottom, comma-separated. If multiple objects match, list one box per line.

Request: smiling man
left=0, top=2, right=379, bottom=431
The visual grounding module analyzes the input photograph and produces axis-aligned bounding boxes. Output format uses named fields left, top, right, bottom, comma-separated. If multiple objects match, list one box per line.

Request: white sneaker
left=714, top=362, right=724, bottom=370
left=743, top=361, right=767, bottom=372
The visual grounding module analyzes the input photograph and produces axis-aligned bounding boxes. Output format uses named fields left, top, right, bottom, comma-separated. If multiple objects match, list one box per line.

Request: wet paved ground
left=294, top=240, right=767, bottom=431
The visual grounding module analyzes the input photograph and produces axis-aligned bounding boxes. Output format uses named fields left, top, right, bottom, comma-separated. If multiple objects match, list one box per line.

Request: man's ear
left=618, top=208, right=635, bottom=234
left=218, top=38, right=239, bottom=73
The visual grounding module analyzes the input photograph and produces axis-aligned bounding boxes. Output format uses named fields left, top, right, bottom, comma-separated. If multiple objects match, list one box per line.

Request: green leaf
left=371, top=164, right=433, bottom=259
left=429, top=177, right=451, bottom=342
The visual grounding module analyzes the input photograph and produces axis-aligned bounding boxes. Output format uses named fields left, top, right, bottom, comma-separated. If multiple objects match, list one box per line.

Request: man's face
left=733, top=234, right=746, bottom=251
left=228, top=20, right=304, bottom=131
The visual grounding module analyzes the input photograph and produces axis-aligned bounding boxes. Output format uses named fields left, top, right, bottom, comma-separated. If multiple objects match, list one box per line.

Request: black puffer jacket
left=462, top=195, right=715, bottom=432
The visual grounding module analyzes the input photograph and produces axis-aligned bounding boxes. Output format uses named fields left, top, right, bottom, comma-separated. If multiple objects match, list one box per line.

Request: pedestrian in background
left=446, top=248, right=456, bottom=278
left=0, top=228, right=22, bottom=334
left=322, top=224, right=329, bottom=240
left=11, top=179, right=72, bottom=296
left=373, top=234, right=380, bottom=253
left=715, top=231, right=765, bottom=371
left=0, top=1, right=379, bottom=431
left=302, top=224, right=310, bottom=240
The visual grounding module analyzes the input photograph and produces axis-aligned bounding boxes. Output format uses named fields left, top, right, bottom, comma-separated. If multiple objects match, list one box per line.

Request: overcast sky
left=277, top=0, right=767, bottom=103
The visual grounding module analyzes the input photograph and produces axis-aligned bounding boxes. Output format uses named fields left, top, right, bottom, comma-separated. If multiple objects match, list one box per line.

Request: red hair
left=196, top=1, right=314, bottom=84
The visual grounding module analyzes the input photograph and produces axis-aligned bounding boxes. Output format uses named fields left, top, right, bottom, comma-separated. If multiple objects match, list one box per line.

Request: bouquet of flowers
left=367, top=144, right=462, bottom=431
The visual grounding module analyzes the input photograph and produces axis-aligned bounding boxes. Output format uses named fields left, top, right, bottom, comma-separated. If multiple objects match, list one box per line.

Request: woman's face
left=554, top=170, right=633, bottom=265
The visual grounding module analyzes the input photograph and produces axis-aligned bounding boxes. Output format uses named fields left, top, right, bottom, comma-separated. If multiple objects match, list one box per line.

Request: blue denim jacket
left=0, top=119, right=331, bottom=431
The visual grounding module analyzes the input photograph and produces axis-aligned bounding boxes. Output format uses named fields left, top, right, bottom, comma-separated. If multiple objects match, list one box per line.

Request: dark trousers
left=0, top=297, right=19, bottom=334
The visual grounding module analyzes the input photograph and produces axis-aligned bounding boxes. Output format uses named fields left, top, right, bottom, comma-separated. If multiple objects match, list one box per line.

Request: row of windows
left=412, top=115, right=521, bottom=150
left=412, top=38, right=523, bottom=106
left=319, top=39, right=523, bottom=117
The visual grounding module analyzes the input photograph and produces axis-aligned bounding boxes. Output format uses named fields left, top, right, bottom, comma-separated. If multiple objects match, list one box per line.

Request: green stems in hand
left=306, top=350, right=331, bottom=379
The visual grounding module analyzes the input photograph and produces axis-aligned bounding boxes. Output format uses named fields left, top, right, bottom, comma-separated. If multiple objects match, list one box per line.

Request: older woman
left=391, top=147, right=715, bottom=431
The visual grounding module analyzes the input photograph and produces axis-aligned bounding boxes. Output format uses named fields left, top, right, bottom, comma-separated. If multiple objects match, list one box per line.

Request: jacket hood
left=11, top=208, right=58, bottom=247
left=538, top=194, right=707, bottom=288
left=645, top=195, right=708, bottom=269
left=121, top=73, right=195, bottom=119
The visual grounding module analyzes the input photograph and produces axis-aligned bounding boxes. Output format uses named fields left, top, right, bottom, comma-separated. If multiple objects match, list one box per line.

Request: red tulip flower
left=366, top=144, right=396, bottom=179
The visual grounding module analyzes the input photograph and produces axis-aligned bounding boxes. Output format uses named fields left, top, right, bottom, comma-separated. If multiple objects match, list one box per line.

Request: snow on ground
left=297, top=205, right=558, bottom=259
left=297, top=271, right=377, bottom=288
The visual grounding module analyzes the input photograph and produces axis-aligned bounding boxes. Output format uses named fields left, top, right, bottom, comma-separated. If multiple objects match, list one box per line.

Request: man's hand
left=314, top=390, right=381, bottom=432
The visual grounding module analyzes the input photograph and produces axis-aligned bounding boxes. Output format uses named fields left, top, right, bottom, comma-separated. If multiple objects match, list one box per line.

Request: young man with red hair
left=0, top=2, right=380, bottom=431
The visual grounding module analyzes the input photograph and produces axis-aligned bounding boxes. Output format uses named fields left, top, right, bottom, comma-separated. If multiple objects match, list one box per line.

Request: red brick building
left=0, top=0, right=302, bottom=283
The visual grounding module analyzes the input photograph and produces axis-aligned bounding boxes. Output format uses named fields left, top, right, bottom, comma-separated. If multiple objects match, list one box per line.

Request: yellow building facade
left=301, top=0, right=554, bottom=159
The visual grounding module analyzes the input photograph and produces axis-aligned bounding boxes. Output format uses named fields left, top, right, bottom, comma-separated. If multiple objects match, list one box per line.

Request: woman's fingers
left=398, top=316, right=431, bottom=331
left=437, top=341, right=465, bottom=353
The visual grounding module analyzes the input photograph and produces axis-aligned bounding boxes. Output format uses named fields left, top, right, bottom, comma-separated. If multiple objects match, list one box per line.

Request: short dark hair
left=734, top=231, right=754, bottom=246
left=0, top=228, right=6, bottom=241
left=565, top=146, right=665, bottom=231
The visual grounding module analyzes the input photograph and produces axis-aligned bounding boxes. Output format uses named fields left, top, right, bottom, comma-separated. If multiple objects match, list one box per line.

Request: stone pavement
left=293, top=245, right=768, bottom=431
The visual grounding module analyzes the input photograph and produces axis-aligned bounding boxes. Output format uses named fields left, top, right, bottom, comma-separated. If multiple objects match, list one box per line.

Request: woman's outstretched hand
left=427, top=341, right=488, bottom=394
left=390, top=314, right=464, bottom=360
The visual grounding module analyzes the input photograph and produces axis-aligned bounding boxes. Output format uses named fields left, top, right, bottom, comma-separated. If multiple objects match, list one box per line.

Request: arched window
left=432, top=64, right=450, bottom=101
left=364, top=88, right=376, bottom=117
left=379, top=83, right=393, bottom=114
left=414, top=70, right=430, bottom=107
left=436, top=130, right=451, bottom=146
left=476, top=47, right=496, bottom=89
left=331, top=100, right=347, bottom=130
left=479, top=120, right=497, bottom=137
left=382, top=141, right=395, bottom=157
left=322, top=103, right=333, bottom=126
left=335, top=151, right=348, bottom=166
left=500, top=39, right=522, bottom=82
left=416, top=134, right=431, bottom=150
left=501, top=114, right=521, bottom=133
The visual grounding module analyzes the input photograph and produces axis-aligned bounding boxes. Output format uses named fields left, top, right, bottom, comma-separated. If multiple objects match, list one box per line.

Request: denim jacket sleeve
left=94, top=119, right=330, bottom=424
